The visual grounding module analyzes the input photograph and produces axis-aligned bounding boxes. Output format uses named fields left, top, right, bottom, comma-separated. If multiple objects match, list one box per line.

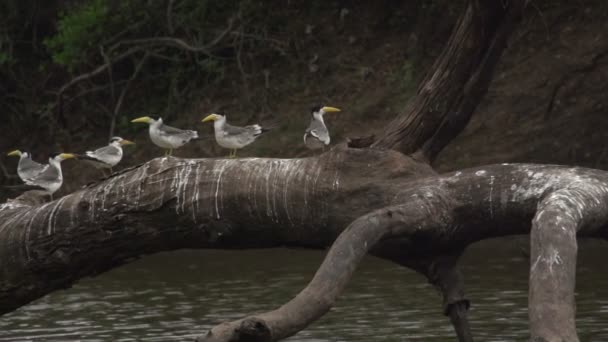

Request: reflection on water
left=1, top=238, right=607, bottom=341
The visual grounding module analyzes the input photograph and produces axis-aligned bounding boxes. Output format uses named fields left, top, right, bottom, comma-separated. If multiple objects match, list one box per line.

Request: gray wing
left=85, top=144, right=121, bottom=165
left=19, top=157, right=46, bottom=177
left=306, top=119, right=330, bottom=144
left=26, top=164, right=60, bottom=186
left=158, top=123, right=199, bottom=141
left=224, top=124, right=262, bottom=136
left=224, top=123, right=263, bottom=144
left=90, top=145, right=119, bottom=158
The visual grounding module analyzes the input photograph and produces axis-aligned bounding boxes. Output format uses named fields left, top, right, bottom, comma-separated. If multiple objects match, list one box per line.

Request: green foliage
left=44, top=0, right=108, bottom=69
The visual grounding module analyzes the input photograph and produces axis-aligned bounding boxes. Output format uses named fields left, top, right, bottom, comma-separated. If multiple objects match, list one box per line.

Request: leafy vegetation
left=44, top=0, right=108, bottom=69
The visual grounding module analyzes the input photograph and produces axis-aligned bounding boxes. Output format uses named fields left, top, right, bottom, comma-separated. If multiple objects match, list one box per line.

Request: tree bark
left=373, top=0, right=525, bottom=162
left=2, top=152, right=608, bottom=341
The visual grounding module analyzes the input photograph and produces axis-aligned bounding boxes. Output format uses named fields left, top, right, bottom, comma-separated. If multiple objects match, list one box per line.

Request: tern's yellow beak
left=202, top=114, right=220, bottom=123
left=59, top=153, right=77, bottom=160
left=7, top=150, right=22, bottom=157
left=131, top=116, right=152, bottom=123
left=120, top=139, right=135, bottom=145
left=322, top=106, right=341, bottom=113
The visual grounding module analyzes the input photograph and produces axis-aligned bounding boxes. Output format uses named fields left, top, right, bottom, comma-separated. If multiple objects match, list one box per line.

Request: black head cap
left=49, top=152, right=60, bottom=159
left=310, top=105, right=322, bottom=115
left=110, top=136, right=122, bottom=143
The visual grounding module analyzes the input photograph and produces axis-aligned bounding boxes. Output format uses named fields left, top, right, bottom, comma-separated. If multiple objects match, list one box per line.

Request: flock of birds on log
left=6, top=106, right=341, bottom=199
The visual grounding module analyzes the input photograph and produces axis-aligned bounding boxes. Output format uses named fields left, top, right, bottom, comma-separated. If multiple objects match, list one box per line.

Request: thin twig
left=109, top=52, right=150, bottom=139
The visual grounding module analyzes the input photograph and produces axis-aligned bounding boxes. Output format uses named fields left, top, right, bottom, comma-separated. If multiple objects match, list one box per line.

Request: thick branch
left=199, top=192, right=453, bottom=341
left=529, top=182, right=608, bottom=341
left=2, top=151, right=608, bottom=340
left=419, top=0, right=525, bottom=163
left=0, top=149, right=432, bottom=314
left=373, top=0, right=525, bottom=159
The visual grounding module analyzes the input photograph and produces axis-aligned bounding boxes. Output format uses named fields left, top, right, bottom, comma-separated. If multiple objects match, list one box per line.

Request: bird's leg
left=232, top=149, right=237, bottom=158
left=169, top=148, right=173, bottom=156
left=164, top=149, right=168, bottom=157
left=109, top=167, right=114, bottom=175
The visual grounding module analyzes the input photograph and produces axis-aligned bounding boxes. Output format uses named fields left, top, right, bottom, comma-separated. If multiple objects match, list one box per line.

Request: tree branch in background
left=167, top=0, right=175, bottom=34
left=56, top=16, right=238, bottom=107
left=108, top=51, right=150, bottom=139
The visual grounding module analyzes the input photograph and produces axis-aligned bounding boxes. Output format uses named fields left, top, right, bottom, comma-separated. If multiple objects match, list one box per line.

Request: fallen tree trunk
left=2, top=149, right=608, bottom=340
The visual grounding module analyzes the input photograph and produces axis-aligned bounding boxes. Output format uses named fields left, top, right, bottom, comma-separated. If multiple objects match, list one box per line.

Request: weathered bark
left=428, top=254, right=473, bottom=342
left=0, top=148, right=432, bottom=314
left=373, top=0, right=525, bottom=160
left=529, top=182, right=608, bottom=341
left=187, top=162, right=608, bottom=341
left=2, top=151, right=608, bottom=340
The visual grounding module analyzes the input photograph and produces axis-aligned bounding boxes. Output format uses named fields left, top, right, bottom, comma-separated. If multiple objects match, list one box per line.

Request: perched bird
left=78, top=136, right=134, bottom=174
left=304, top=106, right=341, bottom=150
left=131, top=116, right=198, bottom=156
left=201, top=113, right=271, bottom=158
left=6, top=150, right=46, bottom=182
left=24, top=153, right=76, bottom=200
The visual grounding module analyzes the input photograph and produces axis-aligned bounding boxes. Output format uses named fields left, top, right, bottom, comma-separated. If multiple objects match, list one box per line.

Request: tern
left=23, top=153, right=77, bottom=200
left=201, top=113, right=271, bottom=157
left=304, top=106, right=341, bottom=150
left=131, top=116, right=198, bottom=156
left=78, top=136, right=134, bottom=174
left=7, top=150, right=46, bottom=183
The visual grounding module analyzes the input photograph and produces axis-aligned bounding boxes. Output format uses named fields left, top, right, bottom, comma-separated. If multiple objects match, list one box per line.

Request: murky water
left=1, top=238, right=607, bottom=341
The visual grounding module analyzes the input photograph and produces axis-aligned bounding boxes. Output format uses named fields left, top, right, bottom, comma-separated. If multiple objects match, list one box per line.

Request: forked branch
left=199, top=190, right=454, bottom=342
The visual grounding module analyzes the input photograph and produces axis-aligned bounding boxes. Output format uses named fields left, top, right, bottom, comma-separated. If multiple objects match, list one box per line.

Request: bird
left=201, top=113, right=271, bottom=158
left=23, top=153, right=77, bottom=200
left=131, top=116, right=198, bottom=156
left=77, top=136, right=134, bottom=175
left=304, top=106, right=341, bottom=150
left=6, top=150, right=46, bottom=183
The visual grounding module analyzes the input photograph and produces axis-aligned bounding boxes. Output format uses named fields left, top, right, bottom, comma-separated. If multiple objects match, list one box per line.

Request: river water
left=1, top=238, right=607, bottom=341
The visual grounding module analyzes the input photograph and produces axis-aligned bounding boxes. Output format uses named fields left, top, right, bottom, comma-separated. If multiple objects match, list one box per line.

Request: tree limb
left=3, top=150, right=608, bottom=341
left=198, top=193, right=454, bottom=341
left=418, top=0, right=525, bottom=163
left=529, top=182, right=608, bottom=341
left=372, top=0, right=526, bottom=158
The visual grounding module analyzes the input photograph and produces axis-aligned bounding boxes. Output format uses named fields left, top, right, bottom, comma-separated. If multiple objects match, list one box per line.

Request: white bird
left=131, top=116, right=198, bottom=156
left=78, top=136, right=134, bottom=174
left=201, top=113, right=271, bottom=157
left=7, top=150, right=46, bottom=182
left=304, top=106, right=341, bottom=150
left=24, top=153, right=76, bottom=200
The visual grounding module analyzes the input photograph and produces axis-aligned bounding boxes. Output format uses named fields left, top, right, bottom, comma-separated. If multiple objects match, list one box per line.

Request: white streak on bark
left=489, top=175, right=495, bottom=219
left=214, top=161, right=229, bottom=219
left=47, top=197, right=68, bottom=235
